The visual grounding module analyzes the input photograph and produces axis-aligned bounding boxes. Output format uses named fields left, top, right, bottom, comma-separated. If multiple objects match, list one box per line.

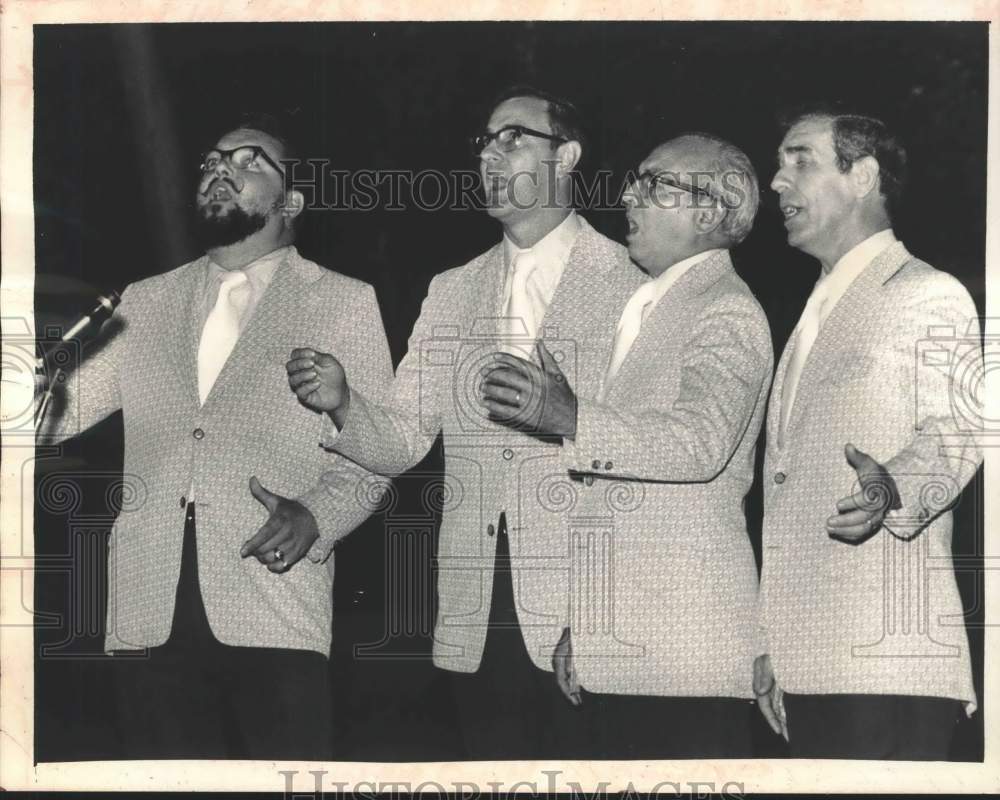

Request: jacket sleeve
left=297, top=282, right=397, bottom=563
left=37, top=284, right=134, bottom=443
left=562, top=294, right=773, bottom=482
left=881, top=274, right=983, bottom=540
left=322, top=272, right=453, bottom=477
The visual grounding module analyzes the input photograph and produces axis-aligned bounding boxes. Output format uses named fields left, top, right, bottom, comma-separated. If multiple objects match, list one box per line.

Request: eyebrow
left=487, top=120, right=536, bottom=132
left=776, top=144, right=814, bottom=165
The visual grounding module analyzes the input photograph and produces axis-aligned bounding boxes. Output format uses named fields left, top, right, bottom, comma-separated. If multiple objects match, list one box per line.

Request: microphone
left=36, top=290, right=122, bottom=426
left=43, top=290, right=122, bottom=355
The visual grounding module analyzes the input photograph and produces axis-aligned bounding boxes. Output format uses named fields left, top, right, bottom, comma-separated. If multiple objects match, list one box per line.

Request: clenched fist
left=286, top=347, right=350, bottom=426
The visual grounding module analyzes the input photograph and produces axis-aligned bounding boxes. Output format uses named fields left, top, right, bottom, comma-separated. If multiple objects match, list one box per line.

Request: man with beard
left=285, top=87, right=641, bottom=758
left=38, top=115, right=393, bottom=759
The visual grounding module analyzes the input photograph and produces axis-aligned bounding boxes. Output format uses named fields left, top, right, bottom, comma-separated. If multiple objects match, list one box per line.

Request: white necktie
left=197, top=270, right=250, bottom=404
left=779, top=281, right=829, bottom=440
left=605, top=281, right=658, bottom=384
left=502, top=250, right=537, bottom=358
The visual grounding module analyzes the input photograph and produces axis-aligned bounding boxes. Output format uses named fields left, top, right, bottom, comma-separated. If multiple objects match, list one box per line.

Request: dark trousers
left=448, top=513, right=583, bottom=760
left=574, top=692, right=754, bottom=760
left=111, top=504, right=333, bottom=760
left=783, top=692, right=962, bottom=760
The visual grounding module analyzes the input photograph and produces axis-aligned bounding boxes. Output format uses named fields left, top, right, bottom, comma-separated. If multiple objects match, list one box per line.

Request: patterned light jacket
left=761, top=241, right=982, bottom=710
left=329, top=217, right=644, bottom=673
left=40, top=247, right=394, bottom=657
left=563, top=249, right=773, bottom=698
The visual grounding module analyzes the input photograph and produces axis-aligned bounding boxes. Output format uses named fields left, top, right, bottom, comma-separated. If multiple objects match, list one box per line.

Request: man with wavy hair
left=757, top=108, right=982, bottom=759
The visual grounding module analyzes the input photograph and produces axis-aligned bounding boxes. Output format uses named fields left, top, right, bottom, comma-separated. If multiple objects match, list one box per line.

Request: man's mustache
left=200, top=176, right=240, bottom=197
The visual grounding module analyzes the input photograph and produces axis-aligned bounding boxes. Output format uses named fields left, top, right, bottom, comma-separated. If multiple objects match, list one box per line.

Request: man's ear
left=850, top=155, right=880, bottom=199
left=555, top=140, right=582, bottom=176
left=693, top=204, right=726, bottom=237
left=281, top=189, right=305, bottom=220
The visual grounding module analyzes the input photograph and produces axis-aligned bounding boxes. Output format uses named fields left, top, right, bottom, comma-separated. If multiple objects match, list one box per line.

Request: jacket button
left=502, top=448, right=514, bottom=460
left=774, top=471, right=786, bottom=484
left=584, top=475, right=595, bottom=487
left=179, top=496, right=187, bottom=508
left=604, top=461, right=613, bottom=471
left=487, top=523, right=495, bottom=537
left=592, top=459, right=601, bottom=470
left=193, top=427, right=205, bottom=440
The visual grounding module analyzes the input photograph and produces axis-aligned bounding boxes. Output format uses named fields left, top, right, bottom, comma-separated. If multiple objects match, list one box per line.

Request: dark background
left=32, top=21, right=987, bottom=762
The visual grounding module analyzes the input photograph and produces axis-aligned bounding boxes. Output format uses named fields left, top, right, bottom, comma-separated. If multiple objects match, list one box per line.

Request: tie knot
left=799, top=280, right=831, bottom=326
left=218, top=269, right=248, bottom=290
left=627, top=280, right=658, bottom=313
left=215, top=270, right=249, bottom=305
left=512, top=250, right=537, bottom=275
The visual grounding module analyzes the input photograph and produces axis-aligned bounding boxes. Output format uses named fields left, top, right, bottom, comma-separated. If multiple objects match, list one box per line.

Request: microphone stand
left=34, top=290, right=121, bottom=431
left=34, top=364, right=62, bottom=429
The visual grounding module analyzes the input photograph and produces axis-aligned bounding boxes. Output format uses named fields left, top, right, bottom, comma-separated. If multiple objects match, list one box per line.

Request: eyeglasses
left=470, top=124, right=567, bottom=156
left=632, top=171, right=718, bottom=204
left=199, top=145, right=284, bottom=175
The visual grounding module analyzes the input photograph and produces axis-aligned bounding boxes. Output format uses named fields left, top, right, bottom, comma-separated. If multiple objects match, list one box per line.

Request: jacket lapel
left=172, top=256, right=211, bottom=411
left=766, top=321, right=797, bottom=456
left=200, top=249, right=322, bottom=408
left=606, top=250, right=732, bottom=397
left=468, top=243, right=506, bottom=344
left=781, top=241, right=911, bottom=442
left=537, top=218, right=631, bottom=393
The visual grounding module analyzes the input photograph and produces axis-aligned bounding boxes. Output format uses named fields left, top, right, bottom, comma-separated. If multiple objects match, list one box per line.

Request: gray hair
left=680, top=132, right=760, bottom=247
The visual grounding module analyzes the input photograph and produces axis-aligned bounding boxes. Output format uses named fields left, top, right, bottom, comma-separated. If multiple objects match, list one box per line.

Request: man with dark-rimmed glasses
left=38, top=113, right=394, bottom=759
left=285, top=86, right=641, bottom=758
left=480, top=132, right=772, bottom=758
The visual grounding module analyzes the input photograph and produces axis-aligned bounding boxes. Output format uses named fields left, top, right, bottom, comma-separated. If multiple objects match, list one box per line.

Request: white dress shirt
left=190, top=245, right=289, bottom=499
left=779, top=228, right=897, bottom=439
left=500, top=210, right=581, bottom=345
left=199, top=245, right=290, bottom=334
left=605, top=248, right=725, bottom=384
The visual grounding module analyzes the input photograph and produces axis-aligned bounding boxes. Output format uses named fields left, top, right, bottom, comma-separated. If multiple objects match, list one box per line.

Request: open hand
left=240, top=476, right=319, bottom=573
left=827, top=443, right=901, bottom=543
left=480, top=340, right=577, bottom=440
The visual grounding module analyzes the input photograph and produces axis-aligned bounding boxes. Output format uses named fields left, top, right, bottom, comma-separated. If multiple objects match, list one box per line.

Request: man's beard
left=194, top=202, right=269, bottom=249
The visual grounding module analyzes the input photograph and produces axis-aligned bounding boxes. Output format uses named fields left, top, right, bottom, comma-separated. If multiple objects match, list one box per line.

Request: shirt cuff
left=320, top=412, right=341, bottom=449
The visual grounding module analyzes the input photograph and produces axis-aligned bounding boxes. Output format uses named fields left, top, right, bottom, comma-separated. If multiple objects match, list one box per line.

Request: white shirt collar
left=812, top=229, right=896, bottom=325
left=207, top=244, right=292, bottom=292
left=502, top=210, right=580, bottom=292
left=641, top=247, right=725, bottom=315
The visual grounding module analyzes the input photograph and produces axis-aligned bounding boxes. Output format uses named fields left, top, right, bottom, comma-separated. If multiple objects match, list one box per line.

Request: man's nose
left=622, top=183, right=639, bottom=208
left=770, top=168, right=790, bottom=193
left=209, top=156, right=235, bottom=178
left=479, top=142, right=502, bottom=165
